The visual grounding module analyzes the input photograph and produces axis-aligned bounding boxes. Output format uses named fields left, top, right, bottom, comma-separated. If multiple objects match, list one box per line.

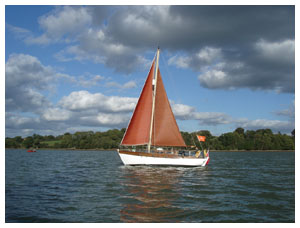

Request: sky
left=4, top=4, right=295, bottom=137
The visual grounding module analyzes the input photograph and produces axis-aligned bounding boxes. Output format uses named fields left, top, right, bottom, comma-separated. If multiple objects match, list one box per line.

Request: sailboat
left=117, top=48, right=210, bottom=167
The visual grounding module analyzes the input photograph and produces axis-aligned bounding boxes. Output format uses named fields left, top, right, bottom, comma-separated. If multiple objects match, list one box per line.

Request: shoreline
left=210, top=150, right=295, bottom=152
left=5, top=148, right=295, bottom=152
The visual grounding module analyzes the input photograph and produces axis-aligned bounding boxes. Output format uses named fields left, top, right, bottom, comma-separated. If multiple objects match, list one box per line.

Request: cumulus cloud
left=172, top=103, right=231, bottom=125
left=81, top=113, right=130, bottom=127
left=172, top=102, right=294, bottom=133
left=77, top=75, right=105, bottom=87
left=6, top=112, right=41, bottom=130
left=170, top=39, right=294, bottom=93
left=56, top=73, right=105, bottom=88
left=168, top=47, right=222, bottom=70
left=5, top=53, right=105, bottom=113
left=27, top=6, right=92, bottom=44
left=23, top=6, right=149, bottom=73
left=4, top=53, right=138, bottom=136
left=5, top=54, right=53, bottom=89
left=236, top=118, right=294, bottom=133
left=9, top=5, right=294, bottom=83
left=105, top=80, right=137, bottom=90
left=5, top=84, right=294, bottom=137
left=40, top=90, right=138, bottom=130
left=60, top=31, right=150, bottom=73
left=42, top=107, right=72, bottom=121
left=5, top=54, right=54, bottom=112
left=5, top=6, right=295, bottom=136
left=255, top=39, right=295, bottom=66
left=58, top=90, right=137, bottom=113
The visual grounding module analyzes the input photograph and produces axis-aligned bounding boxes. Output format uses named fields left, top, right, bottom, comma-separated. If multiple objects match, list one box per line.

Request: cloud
left=105, top=80, right=137, bottom=90
left=42, top=107, right=72, bottom=121
left=6, top=112, right=41, bottom=130
left=56, top=73, right=105, bottom=88
left=5, top=112, right=72, bottom=137
left=27, top=6, right=92, bottom=44
left=5, top=54, right=54, bottom=89
left=236, top=118, right=294, bottom=133
left=42, top=90, right=138, bottom=129
left=6, top=24, right=32, bottom=39
left=172, top=102, right=294, bottom=133
left=255, top=39, right=295, bottom=66
left=171, top=103, right=196, bottom=118
left=56, top=31, right=150, bottom=73
left=273, top=100, right=295, bottom=120
left=80, top=113, right=130, bottom=127
left=77, top=75, right=105, bottom=87
left=172, top=103, right=231, bottom=125
left=58, top=90, right=137, bottom=113
left=4, top=52, right=140, bottom=136
left=5, top=54, right=54, bottom=112
left=5, top=84, right=294, bottom=137
left=170, top=39, right=295, bottom=93
left=5, top=6, right=295, bottom=137
left=105, top=5, right=294, bottom=50
left=9, top=5, right=294, bottom=80
left=168, top=47, right=222, bottom=70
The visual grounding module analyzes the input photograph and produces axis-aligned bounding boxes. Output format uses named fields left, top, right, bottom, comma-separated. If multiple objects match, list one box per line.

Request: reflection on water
left=119, top=166, right=187, bottom=222
left=120, top=166, right=207, bottom=222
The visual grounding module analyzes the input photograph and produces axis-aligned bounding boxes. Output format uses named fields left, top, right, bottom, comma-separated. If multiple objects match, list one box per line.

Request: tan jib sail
left=152, top=69, right=186, bottom=147
left=120, top=52, right=186, bottom=148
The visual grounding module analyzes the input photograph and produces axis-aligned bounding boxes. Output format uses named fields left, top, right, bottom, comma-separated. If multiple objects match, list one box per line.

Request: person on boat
left=195, top=150, right=201, bottom=158
left=204, top=149, right=208, bottom=157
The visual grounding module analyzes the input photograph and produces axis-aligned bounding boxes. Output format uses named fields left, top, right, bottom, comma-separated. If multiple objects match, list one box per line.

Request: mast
left=148, top=47, right=160, bottom=152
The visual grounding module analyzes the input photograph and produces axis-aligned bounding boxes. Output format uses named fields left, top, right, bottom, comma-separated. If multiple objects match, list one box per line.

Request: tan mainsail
left=120, top=62, right=155, bottom=145
left=120, top=49, right=186, bottom=148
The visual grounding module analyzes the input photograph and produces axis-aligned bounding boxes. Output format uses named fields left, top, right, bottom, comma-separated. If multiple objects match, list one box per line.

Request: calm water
left=6, top=149, right=294, bottom=222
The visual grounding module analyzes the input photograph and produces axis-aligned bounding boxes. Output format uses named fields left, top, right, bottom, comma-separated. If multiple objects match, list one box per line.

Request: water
left=5, top=149, right=295, bottom=222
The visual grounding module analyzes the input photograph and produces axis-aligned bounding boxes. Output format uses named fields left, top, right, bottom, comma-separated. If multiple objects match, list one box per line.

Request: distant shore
left=210, top=150, right=295, bottom=152
left=6, top=148, right=295, bottom=152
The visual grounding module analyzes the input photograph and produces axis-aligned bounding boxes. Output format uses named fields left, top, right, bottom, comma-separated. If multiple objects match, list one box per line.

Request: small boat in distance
left=118, top=48, right=210, bottom=167
left=27, top=149, right=36, bottom=152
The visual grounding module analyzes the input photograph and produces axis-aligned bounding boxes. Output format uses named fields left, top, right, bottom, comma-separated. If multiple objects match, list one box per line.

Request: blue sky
left=4, top=5, right=295, bottom=137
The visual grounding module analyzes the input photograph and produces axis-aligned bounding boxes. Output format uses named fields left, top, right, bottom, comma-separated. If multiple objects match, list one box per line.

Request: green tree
left=5, top=137, right=18, bottom=148
left=14, top=136, right=23, bottom=145
left=234, top=127, right=245, bottom=135
left=22, top=136, right=34, bottom=148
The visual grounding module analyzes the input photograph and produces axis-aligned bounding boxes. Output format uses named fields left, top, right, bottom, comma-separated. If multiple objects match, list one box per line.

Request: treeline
left=182, top=128, right=295, bottom=151
left=5, top=128, right=295, bottom=150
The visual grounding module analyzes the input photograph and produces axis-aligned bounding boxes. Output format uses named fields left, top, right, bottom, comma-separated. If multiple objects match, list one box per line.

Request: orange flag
left=197, top=135, right=206, bottom=142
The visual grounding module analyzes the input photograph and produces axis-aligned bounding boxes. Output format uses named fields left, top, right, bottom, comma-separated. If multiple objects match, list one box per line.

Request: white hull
left=118, top=150, right=209, bottom=167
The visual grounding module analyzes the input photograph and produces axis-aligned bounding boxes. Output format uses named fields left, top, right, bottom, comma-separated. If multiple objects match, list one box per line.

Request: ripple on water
left=5, top=150, right=295, bottom=222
